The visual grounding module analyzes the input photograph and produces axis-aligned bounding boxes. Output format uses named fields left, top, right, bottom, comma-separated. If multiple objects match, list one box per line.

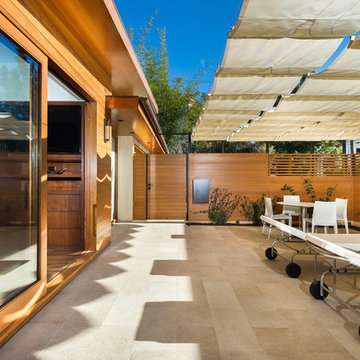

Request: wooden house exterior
left=0, top=0, right=164, bottom=345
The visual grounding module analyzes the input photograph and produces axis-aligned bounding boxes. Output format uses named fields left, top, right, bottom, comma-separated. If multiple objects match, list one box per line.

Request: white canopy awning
left=206, top=96, right=276, bottom=111
left=213, top=76, right=301, bottom=95
left=298, top=77, right=360, bottom=96
left=192, top=1, right=360, bottom=142
left=277, top=96, right=360, bottom=112
left=320, top=38, right=360, bottom=78
left=230, top=0, right=360, bottom=39
left=221, top=38, right=342, bottom=74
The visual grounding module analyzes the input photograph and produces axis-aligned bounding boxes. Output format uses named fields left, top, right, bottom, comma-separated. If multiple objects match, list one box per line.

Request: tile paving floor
left=1, top=223, right=360, bottom=359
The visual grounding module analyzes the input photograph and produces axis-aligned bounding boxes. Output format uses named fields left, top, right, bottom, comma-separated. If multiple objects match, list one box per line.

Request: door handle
left=48, top=167, right=68, bottom=175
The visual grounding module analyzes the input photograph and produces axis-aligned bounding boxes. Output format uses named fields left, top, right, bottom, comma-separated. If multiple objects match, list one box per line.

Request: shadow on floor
left=231, top=225, right=360, bottom=339
left=0, top=223, right=142, bottom=359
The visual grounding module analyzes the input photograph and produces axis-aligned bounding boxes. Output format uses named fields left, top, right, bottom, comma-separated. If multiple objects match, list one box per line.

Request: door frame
left=0, top=12, right=48, bottom=334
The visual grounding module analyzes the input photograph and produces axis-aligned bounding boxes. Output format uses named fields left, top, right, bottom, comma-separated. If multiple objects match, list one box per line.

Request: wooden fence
left=134, top=153, right=360, bottom=222
left=268, top=154, right=360, bottom=176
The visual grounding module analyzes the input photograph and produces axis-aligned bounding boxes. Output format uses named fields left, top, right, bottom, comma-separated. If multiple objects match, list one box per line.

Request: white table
left=307, top=233, right=360, bottom=253
left=277, top=201, right=314, bottom=232
left=305, top=233, right=360, bottom=336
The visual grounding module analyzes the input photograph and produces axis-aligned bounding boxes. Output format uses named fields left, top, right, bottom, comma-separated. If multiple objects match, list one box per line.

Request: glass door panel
left=0, top=31, right=39, bottom=306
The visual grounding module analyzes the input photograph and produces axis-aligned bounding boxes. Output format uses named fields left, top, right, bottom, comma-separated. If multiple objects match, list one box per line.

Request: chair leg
left=312, top=224, right=315, bottom=233
left=334, top=224, right=338, bottom=234
left=262, top=223, right=265, bottom=234
left=288, top=216, right=292, bottom=228
left=345, top=219, right=349, bottom=234
left=324, top=226, right=328, bottom=234
left=268, top=225, right=272, bottom=240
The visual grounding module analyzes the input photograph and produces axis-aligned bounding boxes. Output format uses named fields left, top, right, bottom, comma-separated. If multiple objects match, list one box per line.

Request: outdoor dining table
left=277, top=201, right=314, bottom=232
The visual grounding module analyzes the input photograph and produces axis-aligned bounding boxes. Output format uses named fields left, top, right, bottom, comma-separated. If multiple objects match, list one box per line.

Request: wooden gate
left=147, top=154, right=187, bottom=220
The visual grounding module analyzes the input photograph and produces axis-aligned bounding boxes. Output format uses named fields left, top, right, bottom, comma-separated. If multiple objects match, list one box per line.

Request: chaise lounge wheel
left=265, top=247, right=277, bottom=260
left=309, top=281, right=329, bottom=300
left=285, top=262, right=302, bottom=278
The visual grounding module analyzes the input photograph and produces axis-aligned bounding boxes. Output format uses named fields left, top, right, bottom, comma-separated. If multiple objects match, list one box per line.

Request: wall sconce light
left=104, top=118, right=111, bottom=143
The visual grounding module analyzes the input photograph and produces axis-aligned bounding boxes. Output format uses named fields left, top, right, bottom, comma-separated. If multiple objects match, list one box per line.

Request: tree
left=191, top=141, right=266, bottom=153
left=129, top=13, right=206, bottom=153
left=129, top=15, right=344, bottom=155
left=271, top=140, right=342, bottom=154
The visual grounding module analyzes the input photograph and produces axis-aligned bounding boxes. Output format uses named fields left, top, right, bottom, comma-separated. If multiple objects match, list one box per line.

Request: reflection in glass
left=0, top=31, right=39, bottom=306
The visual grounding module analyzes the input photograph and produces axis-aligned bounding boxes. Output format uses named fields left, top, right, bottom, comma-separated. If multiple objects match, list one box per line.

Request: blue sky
left=114, top=0, right=241, bottom=93
left=115, top=1, right=358, bottom=94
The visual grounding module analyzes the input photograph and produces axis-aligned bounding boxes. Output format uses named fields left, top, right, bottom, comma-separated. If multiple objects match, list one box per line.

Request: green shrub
left=202, top=188, right=239, bottom=225
left=238, top=194, right=278, bottom=226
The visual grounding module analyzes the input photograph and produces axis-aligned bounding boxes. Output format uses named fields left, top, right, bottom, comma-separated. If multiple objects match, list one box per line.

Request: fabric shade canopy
left=213, top=76, right=300, bottom=95
left=192, top=0, right=360, bottom=142
left=230, top=0, right=360, bottom=39
left=222, top=38, right=342, bottom=74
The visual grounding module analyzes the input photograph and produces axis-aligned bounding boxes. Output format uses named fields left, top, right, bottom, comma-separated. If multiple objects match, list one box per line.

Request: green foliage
left=319, top=184, right=337, bottom=202
left=197, top=188, right=239, bottom=225
left=271, top=141, right=342, bottom=154
left=238, top=194, right=278, bottom=226
left=281, top=184, right=296, bottom=195
left=303, top=177, right=337, bottom=201
left=281, top=178, right=337, bottom=202
left=191, top=141, right=266, bottom=153
left=129, top=13, right=207, bottom=153
left=303, top=178, right=317, bottom=201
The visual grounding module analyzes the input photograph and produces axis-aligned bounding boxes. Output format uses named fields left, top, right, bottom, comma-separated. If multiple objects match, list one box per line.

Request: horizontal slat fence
left=269, top=154, right=360, bottom=176
left=133, top=153, right=360, bottom=222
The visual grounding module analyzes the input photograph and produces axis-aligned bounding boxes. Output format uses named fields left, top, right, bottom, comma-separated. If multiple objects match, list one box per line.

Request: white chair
left=262, top=197, right=292, bottom=239
left=335, top=198, right=349, bottom=234
left=282, top=195, right=302, bottom=228
left=304, top=201, right=338, bottom=234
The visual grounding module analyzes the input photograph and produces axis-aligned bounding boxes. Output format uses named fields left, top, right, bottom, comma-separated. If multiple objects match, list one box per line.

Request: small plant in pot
left=198, top=187, right=239, bottom=225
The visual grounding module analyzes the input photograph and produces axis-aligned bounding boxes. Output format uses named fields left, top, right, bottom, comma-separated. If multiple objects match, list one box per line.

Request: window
left=0, top=31, right=40, bottom=306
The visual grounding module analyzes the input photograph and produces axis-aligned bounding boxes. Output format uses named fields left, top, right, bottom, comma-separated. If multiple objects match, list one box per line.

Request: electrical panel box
left=193, top=179, right=209, bottom=204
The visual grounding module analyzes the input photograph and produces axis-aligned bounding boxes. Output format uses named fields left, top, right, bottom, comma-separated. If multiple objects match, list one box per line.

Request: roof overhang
left=16, top=0, right=166, bottom=152
left=18, top=0, right=157, bottom=111
left=106, top=97, right=168, bottom=154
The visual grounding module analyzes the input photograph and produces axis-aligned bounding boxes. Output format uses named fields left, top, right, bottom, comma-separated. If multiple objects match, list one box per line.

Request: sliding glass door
left=0, top=31, right=39, bottom=306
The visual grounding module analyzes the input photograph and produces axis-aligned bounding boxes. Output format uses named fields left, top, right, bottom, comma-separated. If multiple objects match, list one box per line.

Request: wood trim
left=137, top=104, right=166, bottom=154
left=134, top=144, right=145, bottom=154
left=84, top=103, right=97, bottom=251
left=0, top=11, right=47, bottom=62
left=106, top=96, right=139, bottom=110
left=106, top=96, right=166, bottom=154
left=0, top=282, right=46, bottom=339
